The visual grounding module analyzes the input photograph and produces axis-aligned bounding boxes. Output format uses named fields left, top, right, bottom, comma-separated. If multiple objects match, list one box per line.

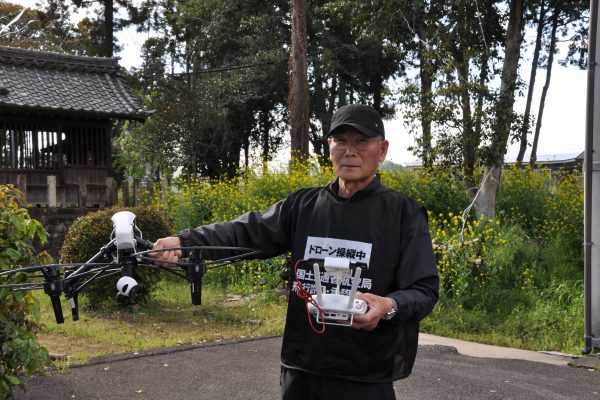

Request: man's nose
left=344, top=141, right=359, bottom=153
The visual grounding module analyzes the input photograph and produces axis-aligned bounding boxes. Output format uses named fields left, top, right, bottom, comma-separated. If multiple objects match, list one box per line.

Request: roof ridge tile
left=0, top=45, right=119, bottom=74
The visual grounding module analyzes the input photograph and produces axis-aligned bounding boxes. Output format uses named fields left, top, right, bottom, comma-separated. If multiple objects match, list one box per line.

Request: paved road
left=13, top=336, right=600, bottom=400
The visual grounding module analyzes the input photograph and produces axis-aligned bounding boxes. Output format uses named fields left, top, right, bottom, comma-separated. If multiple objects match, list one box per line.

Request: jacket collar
left=327, top=174, right=382, bottom=202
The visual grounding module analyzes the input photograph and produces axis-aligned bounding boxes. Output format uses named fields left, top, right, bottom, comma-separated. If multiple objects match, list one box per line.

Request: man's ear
left=379, top=140, right=389, bottom=162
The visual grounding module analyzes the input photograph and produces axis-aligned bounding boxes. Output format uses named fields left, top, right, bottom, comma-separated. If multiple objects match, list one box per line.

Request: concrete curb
left=419, top=333, right=576, bottom=366
left=70, top=335, right=279, bottom=368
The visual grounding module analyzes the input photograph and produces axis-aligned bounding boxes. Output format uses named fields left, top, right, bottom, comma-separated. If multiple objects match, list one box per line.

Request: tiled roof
left=0, top=45, right=151, bottom=120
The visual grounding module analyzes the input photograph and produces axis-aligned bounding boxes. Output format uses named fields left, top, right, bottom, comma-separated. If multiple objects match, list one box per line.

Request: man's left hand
left=351, top=292, right=394, bottom=331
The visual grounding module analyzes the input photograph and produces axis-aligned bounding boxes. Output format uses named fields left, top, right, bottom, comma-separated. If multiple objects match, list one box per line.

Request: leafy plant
left=0, top=185, right=51, bottom=399
left=163, top=159, right=335, bottom=231
left=381, top=167, right=469, bottom=216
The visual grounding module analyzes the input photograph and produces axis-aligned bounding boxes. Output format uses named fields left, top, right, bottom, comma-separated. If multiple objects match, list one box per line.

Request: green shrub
left=203, top=256, right=289, bottom=294
left=164, top=160, right=335, bottom=231
left=0, top=185, right=51, bottom=399
left=60, top=206, right=172, bottom=309
left=431, top=213, right=548, bottom=308
left=497, top=166, right=552, bottom=235
left=429, top=212, right=497, bottom=308
left=536, top=233, right=582, bottom=283
left=483, top=224, right=540, bottom=290
left=381, top=167, right=469, bottom=215
left=497, top=167, right=583, bottom=259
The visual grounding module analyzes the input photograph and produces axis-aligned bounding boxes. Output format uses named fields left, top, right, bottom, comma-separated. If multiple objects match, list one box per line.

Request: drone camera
left=116, top=276, right=141, bottom=303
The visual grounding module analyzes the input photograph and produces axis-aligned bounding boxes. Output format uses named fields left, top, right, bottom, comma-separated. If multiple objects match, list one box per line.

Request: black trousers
left=280, top=367, right=397, bottom=400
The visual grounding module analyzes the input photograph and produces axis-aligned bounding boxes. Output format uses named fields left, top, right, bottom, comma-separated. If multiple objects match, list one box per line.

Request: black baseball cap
left=327, top=104, right=385, bottom=138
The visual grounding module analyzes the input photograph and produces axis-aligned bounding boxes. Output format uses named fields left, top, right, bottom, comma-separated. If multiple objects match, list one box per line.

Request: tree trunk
left=475, top=165, right=503, bottom=217
left=261, top=109, right=271, bottom=172
left=312, top=63, right=330, bottom=159
left=244, top=138, right=249, bottom=170
left=452, top=48, right=477, bottom=198
left=476, top=0, right=525, bottom=218
left=417, top=22, right=434, bottom=169
left=371, top=75, right=383, bottom=112
left=104, top=0, right=114, bottom=57
left=338, top=75, right=347, bottom=106
left=474, top=52, right=489, bottom=144
left=530, top=4, right=560, bottom=167
left=516, top=0, right=546, bottom=165
left=219, top=106, right=241, bottom=179
left=288, top=0, right=310, bottom=159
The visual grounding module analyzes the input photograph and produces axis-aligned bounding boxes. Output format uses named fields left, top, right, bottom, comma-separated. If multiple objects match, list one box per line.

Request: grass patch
left=421, top=280, right=584, bottom=356
left=37, top=277, right=584, bottom=369
left=35, top=278, right=287, bottom=366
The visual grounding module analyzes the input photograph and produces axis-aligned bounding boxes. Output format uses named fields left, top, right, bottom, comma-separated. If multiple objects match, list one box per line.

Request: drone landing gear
left=185, top=250, right=204, bottom=305
left=42, top=266, right=64, bottom=324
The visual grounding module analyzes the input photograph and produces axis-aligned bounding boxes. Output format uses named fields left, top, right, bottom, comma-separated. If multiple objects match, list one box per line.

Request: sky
left=6, top=0, right=589, bottom=166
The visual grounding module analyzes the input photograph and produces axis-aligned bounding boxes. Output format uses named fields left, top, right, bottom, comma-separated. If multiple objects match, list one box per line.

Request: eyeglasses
left=329, top=135, right=383, bottom=151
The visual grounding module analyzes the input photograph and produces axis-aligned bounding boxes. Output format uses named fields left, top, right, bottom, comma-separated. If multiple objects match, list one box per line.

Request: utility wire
left=171, top=58, right=286, bottom=75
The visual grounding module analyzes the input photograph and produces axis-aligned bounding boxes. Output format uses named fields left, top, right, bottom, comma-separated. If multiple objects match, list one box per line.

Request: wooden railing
left=12, top=174, right=171, bottom=208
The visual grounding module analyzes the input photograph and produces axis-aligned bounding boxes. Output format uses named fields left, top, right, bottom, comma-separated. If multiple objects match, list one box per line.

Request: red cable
left=293, top=259, right=326, bottom=334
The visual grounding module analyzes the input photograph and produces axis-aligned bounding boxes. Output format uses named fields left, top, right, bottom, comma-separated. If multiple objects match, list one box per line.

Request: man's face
left=328, top=128, right=389, bottom=186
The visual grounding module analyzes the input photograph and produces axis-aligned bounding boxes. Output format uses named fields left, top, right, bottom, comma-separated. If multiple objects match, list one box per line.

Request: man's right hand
left=150, top=236, right=183, bottom=267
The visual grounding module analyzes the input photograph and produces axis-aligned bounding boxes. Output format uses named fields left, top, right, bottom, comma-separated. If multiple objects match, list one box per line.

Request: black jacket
left=178, top=175, right=439, bottom=382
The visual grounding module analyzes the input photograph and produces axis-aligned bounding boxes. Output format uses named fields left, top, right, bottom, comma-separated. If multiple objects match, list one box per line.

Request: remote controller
left=304, top=257, right=369, bottom=326
left=307, top=293, right=368, bottom=323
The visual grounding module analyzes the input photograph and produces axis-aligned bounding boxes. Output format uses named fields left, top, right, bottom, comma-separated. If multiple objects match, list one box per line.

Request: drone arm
left=135, top=237, right=155, bottom=251
left=178, top=198, right=291, bottom=260
left=67, top=239, right=117, bottom=281
left=61, top=238, right=121, bottom=321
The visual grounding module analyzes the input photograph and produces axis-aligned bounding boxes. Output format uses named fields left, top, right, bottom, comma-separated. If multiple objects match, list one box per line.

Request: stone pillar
left=105, top=177, right=117, bottom=206
left=160, top=178, right=169, bottom=205
left=121, top=181, right=130, bottom=206
left=16, top=174, right=27, bottom=201
left=133, top=178, right=141, bottom=206
left=77, top=176, right=87, bottom=208
left=47, top=175, right=57, bottom=207
left=146, top=180, right=154, bottom=205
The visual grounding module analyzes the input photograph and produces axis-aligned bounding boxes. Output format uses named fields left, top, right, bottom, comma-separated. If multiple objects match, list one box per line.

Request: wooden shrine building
left=0, top=45, right=151, bottom=208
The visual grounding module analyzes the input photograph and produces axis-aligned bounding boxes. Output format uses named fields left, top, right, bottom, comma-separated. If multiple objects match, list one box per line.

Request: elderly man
left=152, top=104, right=439, bottom=400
